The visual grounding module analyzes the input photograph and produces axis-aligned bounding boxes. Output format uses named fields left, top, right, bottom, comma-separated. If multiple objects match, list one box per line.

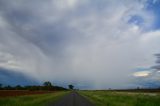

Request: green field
left=0, top=91, right=68, bottom=106
left=79, top=90, right=160, bottom=106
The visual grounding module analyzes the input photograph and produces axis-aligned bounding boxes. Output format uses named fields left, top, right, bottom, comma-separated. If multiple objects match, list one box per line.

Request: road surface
left=49, top=91, right=94, bottom=106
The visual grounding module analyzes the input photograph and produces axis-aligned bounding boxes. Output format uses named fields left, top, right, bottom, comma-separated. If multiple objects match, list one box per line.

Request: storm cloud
left=0, top=0, right=160, bottom=89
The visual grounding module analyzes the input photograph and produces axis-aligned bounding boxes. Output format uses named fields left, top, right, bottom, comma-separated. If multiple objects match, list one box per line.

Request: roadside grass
left=79, top=90, right=160, bottom=106
left=0, top=91, right=69, bottom=106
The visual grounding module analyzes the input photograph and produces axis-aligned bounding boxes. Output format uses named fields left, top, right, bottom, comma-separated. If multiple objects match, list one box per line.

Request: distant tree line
left=0, top=81, right=68, bottom=91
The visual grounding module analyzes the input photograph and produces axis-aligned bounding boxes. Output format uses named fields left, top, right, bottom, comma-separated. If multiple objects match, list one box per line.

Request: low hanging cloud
left=133, top=53, right=160, bottom=88
left=152, top=54, right=160, bottom=70
left=0, top=0, right=160, bottom=89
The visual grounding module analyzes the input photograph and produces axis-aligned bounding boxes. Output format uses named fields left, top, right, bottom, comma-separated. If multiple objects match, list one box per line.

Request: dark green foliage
left=0, top=84, right=2, bottom=90
left=43, top=81, right=53, bottom=90
left=43, top=81, right=52, bottom=87
left=4, top=85, right=13, bottom=90
left=0, top=81, right=67, bottom=91
left=68, top=85, right=74, bottom=90
left=15, top=85, right=23, bottom=90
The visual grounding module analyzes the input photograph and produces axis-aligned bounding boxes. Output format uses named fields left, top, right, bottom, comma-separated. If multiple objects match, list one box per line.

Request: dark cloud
left=0, top=67, right=38, bottom=86
left=151, top=54, right=160, bottom=70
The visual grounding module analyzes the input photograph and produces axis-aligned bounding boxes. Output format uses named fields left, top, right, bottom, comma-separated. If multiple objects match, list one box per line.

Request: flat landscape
left=79, top=90, right=160, bottom=106
left=1, top=0, right=160, bottom=106
left=0, top=90, right=56, bottom=97
left=0, top=90, right=160, bottom=106
left=0, top=91, right=68, bottom=106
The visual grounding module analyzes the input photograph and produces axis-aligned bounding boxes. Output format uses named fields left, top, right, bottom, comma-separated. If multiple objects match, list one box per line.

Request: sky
left=0, top=0, right=160, bottom=89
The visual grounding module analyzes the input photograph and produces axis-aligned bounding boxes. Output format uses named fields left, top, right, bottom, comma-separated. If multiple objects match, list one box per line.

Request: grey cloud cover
left=0, top=0, right=160, bottom=89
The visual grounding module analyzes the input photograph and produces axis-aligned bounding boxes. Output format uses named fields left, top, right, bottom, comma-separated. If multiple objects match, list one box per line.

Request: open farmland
left=79, top=90, right=160, bottom=106
left=0, top=91, right=68, bottom=106
left=0, top=90, right=56, bottom=97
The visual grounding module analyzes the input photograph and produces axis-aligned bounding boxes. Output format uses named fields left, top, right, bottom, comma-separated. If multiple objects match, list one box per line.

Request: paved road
left=49, top=91, right=94, bottom=106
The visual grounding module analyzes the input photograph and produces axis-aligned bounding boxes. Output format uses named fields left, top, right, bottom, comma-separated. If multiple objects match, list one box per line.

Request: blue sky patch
left=128, top=15, right=144, bottom=26
left=146, top=0, right=160, bottom=30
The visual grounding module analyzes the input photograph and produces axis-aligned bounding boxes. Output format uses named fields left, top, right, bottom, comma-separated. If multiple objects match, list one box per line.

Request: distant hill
left=0, top=68, right=38, bottom=86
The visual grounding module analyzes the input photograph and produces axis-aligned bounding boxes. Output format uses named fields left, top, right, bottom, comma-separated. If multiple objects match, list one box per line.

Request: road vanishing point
left=50, top=91, right=95, bottom=106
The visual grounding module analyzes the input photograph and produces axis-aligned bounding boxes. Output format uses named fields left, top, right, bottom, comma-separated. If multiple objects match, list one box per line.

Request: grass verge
left=0, top=91, right=69, bottom=106
left=79, top=90, right=160, bottom=106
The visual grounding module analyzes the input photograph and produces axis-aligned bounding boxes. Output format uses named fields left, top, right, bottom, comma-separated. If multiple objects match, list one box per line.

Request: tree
left=0, top=84, right=2, bottom=90
left=5, top=85, right=12, bottom=90
left=68, top=85, right=74, bottom=90
left=15, top=85, right=23, bottom=90
left=43, top=81, right=52, bottom=87
left=0, top=84, right=2, bottom=87
left=43, top=81, right=53, bottom=90
left=137, top=86, right=140, bottom=90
